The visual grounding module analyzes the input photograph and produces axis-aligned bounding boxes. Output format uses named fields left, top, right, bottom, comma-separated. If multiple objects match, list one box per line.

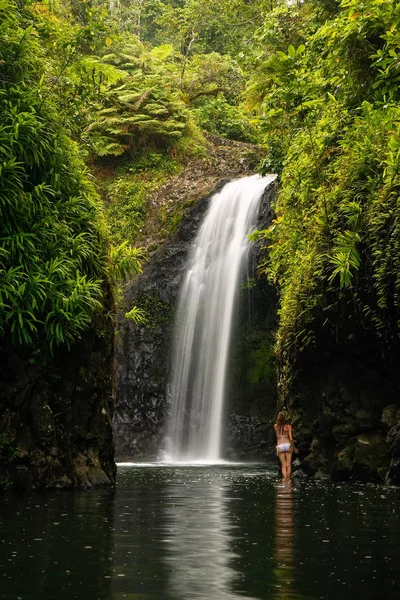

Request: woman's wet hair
left=276, top=411, right=287, bottom=434
left=277, top=411, right=286, bottom=424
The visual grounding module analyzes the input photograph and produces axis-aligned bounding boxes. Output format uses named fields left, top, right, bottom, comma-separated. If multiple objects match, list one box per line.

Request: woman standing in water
left=274, top=412, right=295, bottom=480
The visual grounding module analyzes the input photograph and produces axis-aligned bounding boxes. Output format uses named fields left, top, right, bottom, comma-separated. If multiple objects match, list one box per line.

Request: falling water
left=165, top=174, right=276, bottom=463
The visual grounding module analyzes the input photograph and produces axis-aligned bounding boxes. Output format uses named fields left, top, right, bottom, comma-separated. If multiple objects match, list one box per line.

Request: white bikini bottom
left=276, top=443, right=291, bottom=454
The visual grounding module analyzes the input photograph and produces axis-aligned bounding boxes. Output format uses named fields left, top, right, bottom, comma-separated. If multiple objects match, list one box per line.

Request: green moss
left=134, top=293, right=175, bottom=330
left=246, top=343, right=275, bottom=386
left=158, top=206, right=183, bottom=238
left=95, top=148, right=190, bottom=248
left=0, top=434, right=20, bottom=490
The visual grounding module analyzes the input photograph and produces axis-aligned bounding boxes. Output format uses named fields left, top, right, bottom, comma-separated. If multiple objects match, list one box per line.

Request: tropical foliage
left=249, top=0, right=400, bottom=397
left=3, top=0, right=400, bottom=398
left=0, top=0, right=143, bottom=351
left=85, top=43, right=198, bottom=157
left=0, top=1, right=106, bottom=349
left=1, top=0, right=263, bottom=353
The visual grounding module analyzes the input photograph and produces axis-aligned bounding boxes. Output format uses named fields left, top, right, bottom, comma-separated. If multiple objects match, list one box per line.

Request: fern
left=0, top=1, right=108, bottom=350
left=85, top=43, right=196, bottom=157
left=125, top=306, right=148, bottom=326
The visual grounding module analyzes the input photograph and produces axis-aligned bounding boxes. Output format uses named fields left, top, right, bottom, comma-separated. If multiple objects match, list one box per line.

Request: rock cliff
left=113, top=152, right=278, bottom=461
left=0, top=295, right=115, bottom=490
left=290, top=325, right=400, bottom=484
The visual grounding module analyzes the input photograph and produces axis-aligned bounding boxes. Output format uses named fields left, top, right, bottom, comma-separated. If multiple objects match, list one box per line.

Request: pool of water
left=1, top=464, right=400, bottom=599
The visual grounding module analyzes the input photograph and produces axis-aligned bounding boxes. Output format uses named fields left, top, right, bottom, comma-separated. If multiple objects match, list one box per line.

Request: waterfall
left=165, top=174, right=276, bottom=463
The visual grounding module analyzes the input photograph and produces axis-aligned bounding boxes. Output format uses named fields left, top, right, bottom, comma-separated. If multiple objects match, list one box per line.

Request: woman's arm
left=289, top=425, right=299, bottom=453
left=289, top=425, right=294, bottom=448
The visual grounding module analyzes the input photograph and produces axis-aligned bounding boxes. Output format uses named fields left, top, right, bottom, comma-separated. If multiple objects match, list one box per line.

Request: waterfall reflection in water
left=2, top=467, right=400, bottom=600
left=163, top=476, right=258, bottom=600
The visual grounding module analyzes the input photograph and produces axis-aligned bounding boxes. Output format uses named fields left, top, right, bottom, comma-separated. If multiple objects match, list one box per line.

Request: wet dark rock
left=331, top=444, right=356, bottom=482
left=313, top=470, right=330, bottom=480
left=387, top=422, right=400, bottom=450
left=352, top=431, right=390, bottom=481
left=225, top=415, right=276, bottom=461
left=332, top=421, right=358, bottom=445
left=0, top=289, right=115, bottom=490
left=355, top=408, right=378, bottom=431
left=287, top=322, right=400, bottom=483
left=382, top=404, right=398, bottom=429
left=301, top=452, right=325, bottom=477
left=30, top=402, right=56, bottom=448
left=386, top=413, right=400, bottom=485
left=292, top=469, right=307, bottom=479
left=10, top=465, right=34, bottom=491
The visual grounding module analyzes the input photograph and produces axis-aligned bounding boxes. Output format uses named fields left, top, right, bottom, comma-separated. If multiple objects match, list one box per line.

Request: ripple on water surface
left=0, top=464, right=399, bottom=600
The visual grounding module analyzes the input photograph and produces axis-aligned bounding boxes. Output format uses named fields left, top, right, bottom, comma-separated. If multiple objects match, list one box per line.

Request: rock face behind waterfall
left=113, top=154, right=278, bottom=461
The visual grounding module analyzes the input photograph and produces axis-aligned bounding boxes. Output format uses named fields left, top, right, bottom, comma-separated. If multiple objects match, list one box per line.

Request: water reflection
left=0, top=488, right=115, bottom=599
left=163, top=475, right=256, bottom=600
left=2, top=467, right=400, bottom=600
left=274, top=481, right=295, bottom=599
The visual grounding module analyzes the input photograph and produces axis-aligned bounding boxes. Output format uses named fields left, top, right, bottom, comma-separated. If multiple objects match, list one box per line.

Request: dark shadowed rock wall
left=225, top=191, right=278, bottom=459
left=113, top=178, right=278, bottom=461
left=226, top=271, right=278, bottom=460
left=289, top=325, right=400, bottom=484
left=0, top=296, right=115, bottom=490
left=113, top=186, right=215, bottom=460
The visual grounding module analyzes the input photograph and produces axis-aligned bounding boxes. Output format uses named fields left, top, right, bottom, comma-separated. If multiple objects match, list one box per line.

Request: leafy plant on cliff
left=82, top=38, right=202, bottom=158
left=0, top=2, right=145, bottom=348
left=250, top=0, right=400, bottom=398
left=86, top=75, right=197, bottom=157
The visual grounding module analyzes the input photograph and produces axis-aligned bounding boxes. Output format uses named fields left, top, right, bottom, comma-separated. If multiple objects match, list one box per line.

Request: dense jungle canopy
left=1, top=0, right=400, bottom=392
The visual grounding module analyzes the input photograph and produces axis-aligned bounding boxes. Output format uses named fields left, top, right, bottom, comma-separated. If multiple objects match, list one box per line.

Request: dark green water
left=1, top=464, right=400, bottom=600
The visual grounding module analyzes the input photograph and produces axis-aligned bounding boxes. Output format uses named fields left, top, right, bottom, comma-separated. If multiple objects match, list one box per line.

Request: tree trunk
left=180, top=30, right=196, bottom=85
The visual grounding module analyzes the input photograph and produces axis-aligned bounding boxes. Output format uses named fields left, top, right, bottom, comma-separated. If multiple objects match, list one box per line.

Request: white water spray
left=165, top=174, right=276, bottom=463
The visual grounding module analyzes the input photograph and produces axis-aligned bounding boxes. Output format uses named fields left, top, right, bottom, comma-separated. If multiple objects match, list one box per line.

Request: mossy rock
left=381, top=404, right=398, bottom=429
left=331, top=444, right=356, bottom=481
left=30, top=404, right=56, bottom=447
left=355, top=408, right=378, bottom=431
left=301, top=453, right=320, bottom=475
left=301, top=439, right=327, bottom=475
left=245, top=344, right=275, bottom=386
left=318, top=406, right=338, bottom=432
left=353, top=432, right=390, bottom=481
left=387, top=457, right=400, bottom=486
left=332, top=421, right=359, bottom=445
